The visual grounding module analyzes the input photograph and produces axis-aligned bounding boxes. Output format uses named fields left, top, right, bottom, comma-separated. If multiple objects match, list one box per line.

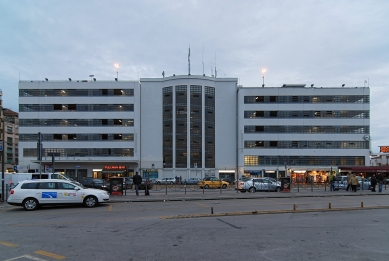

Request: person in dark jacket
left=377, top=172, right=384, bottom=193
left=370, top=174, right=377, bottom=192
left=132, top=172, right=142, bottom=196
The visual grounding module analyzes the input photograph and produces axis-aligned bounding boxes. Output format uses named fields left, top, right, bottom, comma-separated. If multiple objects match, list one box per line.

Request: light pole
left=261, top=68, right=266, bottom=87
left=114, top=63, right=120, bottom=80
left=1, top=117, right=5, bottom=201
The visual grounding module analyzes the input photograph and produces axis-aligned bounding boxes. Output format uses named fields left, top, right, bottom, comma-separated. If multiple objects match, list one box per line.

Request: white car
left=156, top=177, right=177, bottom=184
left=7, top=179, right=110, bottom=211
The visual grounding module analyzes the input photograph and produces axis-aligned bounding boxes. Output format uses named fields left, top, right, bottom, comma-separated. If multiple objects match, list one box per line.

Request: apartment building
left=1, top=90, right=19, bottom=173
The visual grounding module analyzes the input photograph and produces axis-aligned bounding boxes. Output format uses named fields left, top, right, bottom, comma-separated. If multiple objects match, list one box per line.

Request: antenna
left=202, top=44, right=204, bottom=75
left=188, top=45, right=191, bottom=75
left=211, top=68, right=214, bottom=77
left=214, top=52, right=217, bottom=78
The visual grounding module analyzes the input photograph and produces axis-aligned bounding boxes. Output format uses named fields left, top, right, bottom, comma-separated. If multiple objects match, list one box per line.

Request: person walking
left=377, top=172, right=384, bottom=193
left=132, top=172, right=142, bottom=196
left=350, top=173, right=359, bottom=192
left=329, top=172, right=336, bottom=191
left=370, top=174, right=377, bottom=192
left=346, top=171, right=352, bottom=191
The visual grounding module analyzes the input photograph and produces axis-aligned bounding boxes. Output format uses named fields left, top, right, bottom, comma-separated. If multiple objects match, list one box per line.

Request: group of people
left=344, top=172, right=361, bottom=192
left=369, top=172, right=384, bottom=192
left=329, top=171, right=385, bottom=192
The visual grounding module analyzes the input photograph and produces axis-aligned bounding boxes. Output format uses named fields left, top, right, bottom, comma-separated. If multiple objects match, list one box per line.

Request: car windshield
left=71, top=181, right=85, bottom=188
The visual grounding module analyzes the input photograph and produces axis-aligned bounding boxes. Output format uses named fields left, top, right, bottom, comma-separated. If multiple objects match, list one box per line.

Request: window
left=68, top=134, right=76, bottom=140
left=269, top=111, right=277, bottom=117
left=269, top=141, right=278, bottom=147
left=58, top=182, right=76, bottom=189
left=38, top=182, right=56, bottom=189
left=21, top=183, right=38, bottom=189
left=54, top=104, right=62, bottom=110
left=68, top=104, right=76, bottom=110
left=255, top=96, right=264, bottom=102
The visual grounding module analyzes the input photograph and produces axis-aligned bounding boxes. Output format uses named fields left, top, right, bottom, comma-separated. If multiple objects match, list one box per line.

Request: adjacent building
left=18, top=76, right=371, bottom=182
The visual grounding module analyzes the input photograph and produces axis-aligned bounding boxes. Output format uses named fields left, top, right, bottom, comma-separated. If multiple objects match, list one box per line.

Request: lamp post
left=261, top=68, right=266, bottom=87
left=114, top=63, right=120, bottom=80
left=1, top=117, right=5, bottom=201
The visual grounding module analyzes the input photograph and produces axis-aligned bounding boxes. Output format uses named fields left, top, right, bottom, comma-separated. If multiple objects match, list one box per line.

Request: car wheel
left=222, top=184, right=227, bottom=189
left=275, top=187, right=281, bottom=192
left=170, top=182, right=174, bottom=185
left=249, top=187, right=256, bottom=193
left=23, top=198, right=39, bottom=211
left=204, top=185, right=209, bottom=189
left=84, top=196, right=98, bottom=208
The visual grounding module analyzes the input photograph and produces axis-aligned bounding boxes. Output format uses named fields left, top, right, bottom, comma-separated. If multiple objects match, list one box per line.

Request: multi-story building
left=18, top=77, right=370, bottom=183
left=18, top=79, right=140, bottom=180
left=238, top=84, right=370, bottom=182
left=1, top=90, right=19, bottom=173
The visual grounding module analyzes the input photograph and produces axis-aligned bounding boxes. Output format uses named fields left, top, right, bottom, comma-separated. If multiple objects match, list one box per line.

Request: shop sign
left=379, top=146, right=389, bottom=153
left=104, top=165, right=126, bottom=171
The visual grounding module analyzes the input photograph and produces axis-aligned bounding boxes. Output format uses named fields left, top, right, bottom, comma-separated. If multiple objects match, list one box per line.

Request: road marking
left=3, top=255, right=49, bottom=261
left=34, top=250, right=66, bottom=260
left=0, top=241, right=18, bottom=247
left=193, top=202, right=209, bottom=208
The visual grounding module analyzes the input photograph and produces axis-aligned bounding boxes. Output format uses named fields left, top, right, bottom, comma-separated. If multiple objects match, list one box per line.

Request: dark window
left=68, top=134, right=76, bottom=140
left=256, top=126, right=264, bottom=132
left=21, top=183, right=38, bottom=189
left=102, top=89, right=108, bottom=95
left=269, top=111, right=277, bottom=117
left=54, top=104, right=62, bottom=110
left=269, top=141, right=278, bottom=147
left=114, top=89, right=123, bottom=95
left=54, top=134, right=62, bottom=140
left=68, top=104, right=76, bottom=110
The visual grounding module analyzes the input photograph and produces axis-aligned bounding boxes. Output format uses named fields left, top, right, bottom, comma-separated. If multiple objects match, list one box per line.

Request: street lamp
left=261, top=68, right=266, bottom=87
left=114, top=63, right=120, bottom=80
left=1, top=117, right=5, bottom=201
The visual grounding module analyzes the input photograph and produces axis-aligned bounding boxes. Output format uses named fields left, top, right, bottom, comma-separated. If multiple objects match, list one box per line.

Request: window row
left=244, top=156, right=365, bottom=166
left=19, top=119, right=134, bottom=127
left=244, top=125, right=369, bottom=134
left=244, top=110, right=369, bottom=119
left=244, top=141, right=369, bottom=149
left=244, top=95, right=369, bottom=104
left=19, top=88, right=134, bottom=97
left=20, top=133, right=134, bottom=141
left=23, top=148, right=134, bottom=158
left=20, top=104, right=134, bottom=112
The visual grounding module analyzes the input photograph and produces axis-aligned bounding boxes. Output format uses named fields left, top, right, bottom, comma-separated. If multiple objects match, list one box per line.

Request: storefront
left=338, top=166, right=389, bottom=178
left=92, top=165, right=134, bottom=181
left=290, top=169, right=335, bottom=183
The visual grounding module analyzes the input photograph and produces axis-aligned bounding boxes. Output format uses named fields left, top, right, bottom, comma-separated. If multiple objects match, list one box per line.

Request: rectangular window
left=54, top=104, right=62, bottom=110
left=68, top=104, right=76, bottom=110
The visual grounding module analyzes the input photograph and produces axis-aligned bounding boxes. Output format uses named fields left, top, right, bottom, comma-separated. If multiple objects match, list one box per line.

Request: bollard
left=211, top=207, right=214, bottom=214
left=165, top=182, right=167, bottom=195
left=185, top=183, right=186, bottom=195
left=329, top=203, right=331, bottom=209
left=361, top=202, right=363, bottom=208
left=293, top=204, right=296, bottom=211
left=297, top=181, right=299, bottom=192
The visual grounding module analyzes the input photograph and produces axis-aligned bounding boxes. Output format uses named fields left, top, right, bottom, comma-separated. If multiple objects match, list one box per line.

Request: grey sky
left=1, top=0, right=388, bottom=152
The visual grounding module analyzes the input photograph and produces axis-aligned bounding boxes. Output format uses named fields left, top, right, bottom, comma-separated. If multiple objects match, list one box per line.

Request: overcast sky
left=1, top=0, right=388, bottom=152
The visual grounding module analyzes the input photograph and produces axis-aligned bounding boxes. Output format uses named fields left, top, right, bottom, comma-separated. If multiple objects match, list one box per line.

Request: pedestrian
left=370, top=174, right=377, bottom=192
left=377, top=172, right=384, bottom=193
left=346, top=171, right=352, bottom=191
left=350, top=173, right=359, bottom=192
left=179, top=175, right=182, bottom=184
left=329, top=172, right=335, bottom=191
left=132, top=172, right=142, bottom=196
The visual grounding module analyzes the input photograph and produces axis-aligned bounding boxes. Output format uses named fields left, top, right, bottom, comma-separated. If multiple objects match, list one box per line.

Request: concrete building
left=18, top=79, right=140, bottom=180
left=1, top=90, right=19, bottom=173
left=18, top=77, right=370, bottom=183
left=237, top=84, right=370, bottom=182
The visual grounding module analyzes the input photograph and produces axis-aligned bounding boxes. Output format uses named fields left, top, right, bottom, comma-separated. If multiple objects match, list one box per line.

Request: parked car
left=124, top=177, right=153, bottom=190
left=237, top=178, right=281, bottom=193
left=198, top=177, right=229, bottom=189
left=7, top=179, right=110, bottom=211
left=80, top=178, right=109, bottom=192
left=185, top=177, right=201, bottom=185
left=334, top=176, right=370, bottom=190
left=156, top=178, right=176, bottom=185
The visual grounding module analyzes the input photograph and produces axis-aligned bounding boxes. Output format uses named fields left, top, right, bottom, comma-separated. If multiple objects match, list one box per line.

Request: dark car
left=125, top=177, right=152, bottom=190
left=80, top=178, right=109, bottom=192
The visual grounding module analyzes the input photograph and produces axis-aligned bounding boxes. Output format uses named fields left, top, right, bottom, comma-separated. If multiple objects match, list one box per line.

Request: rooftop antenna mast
left=188, top=45, right=191, bottom=75
left=214, top=52, right=217, bottom=78
left=202, top=44, right=204, bottom=75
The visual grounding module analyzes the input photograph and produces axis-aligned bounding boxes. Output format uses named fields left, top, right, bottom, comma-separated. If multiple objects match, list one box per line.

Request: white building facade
left=237, top=84, right=370, bottom=182
left=18, top=80, right=140, bottom=180
left=18, top=77, right=370, bottom=183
